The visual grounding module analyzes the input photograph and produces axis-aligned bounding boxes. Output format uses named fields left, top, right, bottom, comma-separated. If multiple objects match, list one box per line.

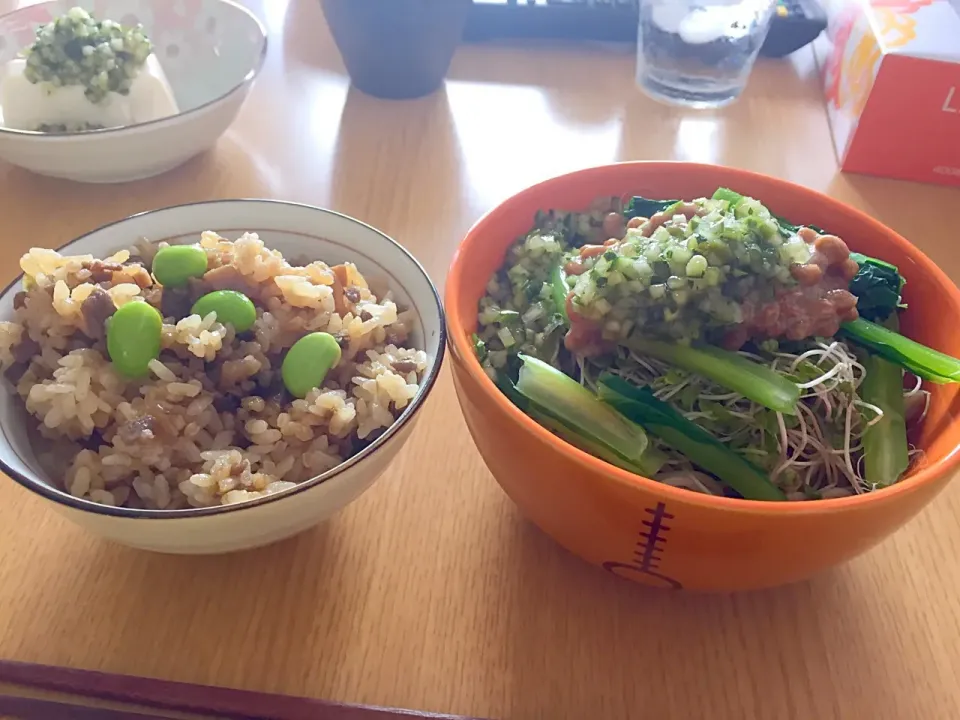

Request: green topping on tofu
left=22, top=6, right=153, bottom=104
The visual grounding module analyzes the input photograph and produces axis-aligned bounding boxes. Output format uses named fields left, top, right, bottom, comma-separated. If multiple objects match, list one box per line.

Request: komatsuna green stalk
left=597, top=374, right=787, bottom=501
left=625, top=337, right=800, bottom=415
left=513, top=355, right=664, bottom=475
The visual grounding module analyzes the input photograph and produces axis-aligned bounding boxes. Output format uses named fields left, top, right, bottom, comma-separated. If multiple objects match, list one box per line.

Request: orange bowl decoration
left=445, top=162, right=960, bottom=592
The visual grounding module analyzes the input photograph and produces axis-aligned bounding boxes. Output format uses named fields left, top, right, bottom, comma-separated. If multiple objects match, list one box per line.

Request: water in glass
left=637, top=0, right=777, bottom=108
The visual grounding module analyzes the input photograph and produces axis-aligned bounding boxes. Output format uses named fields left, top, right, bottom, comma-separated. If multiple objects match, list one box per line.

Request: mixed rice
left=0, top=231, right=427, bottom=509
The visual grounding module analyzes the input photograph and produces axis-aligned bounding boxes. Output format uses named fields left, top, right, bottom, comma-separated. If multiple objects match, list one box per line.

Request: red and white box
left=813, top=0, right=960, bottom=186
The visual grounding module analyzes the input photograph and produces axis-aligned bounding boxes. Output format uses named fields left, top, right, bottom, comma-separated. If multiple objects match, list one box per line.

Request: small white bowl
left=0, top=200, right=445, bottom=553
left=0, top=0, right=267, bottom=183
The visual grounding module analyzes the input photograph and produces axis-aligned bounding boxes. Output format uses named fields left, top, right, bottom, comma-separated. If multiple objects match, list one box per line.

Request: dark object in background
left=321, top=0, right=471, bottom=100
left=761, top=0, right=829, bottom=59
left=462, top=0, right=828, bottom=60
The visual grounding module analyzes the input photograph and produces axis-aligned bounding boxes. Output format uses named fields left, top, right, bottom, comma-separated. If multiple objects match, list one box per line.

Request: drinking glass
left=636, top=0, right=778, bottom=108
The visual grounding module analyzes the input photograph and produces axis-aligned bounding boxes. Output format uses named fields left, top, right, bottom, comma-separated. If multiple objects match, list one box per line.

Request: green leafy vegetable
left=514, top=355, right=665, bottom=475
left=710, top=187, right=746, bottom=207
left=597, top=374, right=786, bottom=501
left=841, top=317, right=960, bottom=384
left=848, top=252, right=906, bottom=322
left=625, top=195, right=679, bottom=219
left=472, top=333, right=488, bottom=364
left=494, top=309, right=521, bottom=325
left=626, top=337, right=801, bottom=415
left=550, top=262, right=570, bottom=327
left=857, top=350, right=910, bottom=488
left=709, top=187, right=823, bottom=236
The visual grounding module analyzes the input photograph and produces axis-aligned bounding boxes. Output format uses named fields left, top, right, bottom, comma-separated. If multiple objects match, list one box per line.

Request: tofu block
left=0, top=54, right=179, bottom=131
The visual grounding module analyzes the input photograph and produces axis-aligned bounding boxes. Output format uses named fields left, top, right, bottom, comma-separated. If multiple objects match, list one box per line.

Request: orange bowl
left=446, top=162, right=960, bottom=592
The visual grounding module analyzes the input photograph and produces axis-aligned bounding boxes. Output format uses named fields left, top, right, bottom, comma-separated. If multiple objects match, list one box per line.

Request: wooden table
left=2, top=1, right=960, bottom=718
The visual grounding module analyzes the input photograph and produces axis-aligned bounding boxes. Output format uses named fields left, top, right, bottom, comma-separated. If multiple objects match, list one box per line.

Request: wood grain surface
left=1, top=1, right=959, bottom=719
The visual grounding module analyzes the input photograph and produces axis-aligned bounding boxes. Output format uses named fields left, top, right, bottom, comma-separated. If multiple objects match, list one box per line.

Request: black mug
left=321, top=0, right=472, bottom=100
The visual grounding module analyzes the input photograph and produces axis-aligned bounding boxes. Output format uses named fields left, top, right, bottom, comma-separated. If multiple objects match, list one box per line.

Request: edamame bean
left=106, top=300, right=162, bottom=378
left=191, top=290, right=256, bottom=332
left=152, top=244, right=208, bottom=287
left=281, top=332, right=342, bottom=399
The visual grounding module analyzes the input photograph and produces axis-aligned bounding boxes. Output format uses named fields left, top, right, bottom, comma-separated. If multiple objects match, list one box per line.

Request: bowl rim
left=446, top=160, right=960, bottom=516
left=0, top=0, right=268, bottom=140
left=0, top=198, right=447, bottom=518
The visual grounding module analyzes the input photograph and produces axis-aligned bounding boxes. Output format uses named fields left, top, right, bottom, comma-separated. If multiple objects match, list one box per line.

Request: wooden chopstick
left=0, top=661, right=489, bottom=720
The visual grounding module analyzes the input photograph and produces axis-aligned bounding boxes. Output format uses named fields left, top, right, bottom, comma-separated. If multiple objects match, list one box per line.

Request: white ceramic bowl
left=0, top=200, right=445, bottom=553
left=0, top=0, right=267, bottom=183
